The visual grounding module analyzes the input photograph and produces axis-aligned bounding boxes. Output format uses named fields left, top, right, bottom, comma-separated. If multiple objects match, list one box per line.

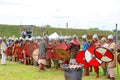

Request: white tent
left=49, top=32, right=60, bottom=40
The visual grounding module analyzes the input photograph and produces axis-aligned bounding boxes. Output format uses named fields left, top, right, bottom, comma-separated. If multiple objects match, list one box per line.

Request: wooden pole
left=115, top=24, right=118, bottom=44
left=115, top=23, right=119, bottom=75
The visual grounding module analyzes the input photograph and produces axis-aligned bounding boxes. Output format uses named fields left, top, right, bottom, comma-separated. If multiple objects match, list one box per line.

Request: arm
left=66, top=43, right=72, bottom=50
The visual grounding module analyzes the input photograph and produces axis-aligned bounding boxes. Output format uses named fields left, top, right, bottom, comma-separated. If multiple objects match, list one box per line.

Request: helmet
left=82, top=35, right=87, bottom=39
left=108, top=34, right=113, bottom=39
left=92, top=34, right=98, bottom=39
left=101, top=37, right=107, bottom=41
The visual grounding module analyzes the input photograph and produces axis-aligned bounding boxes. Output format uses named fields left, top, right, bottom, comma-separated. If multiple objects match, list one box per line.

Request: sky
left=0, top=0, right=120, bottom=31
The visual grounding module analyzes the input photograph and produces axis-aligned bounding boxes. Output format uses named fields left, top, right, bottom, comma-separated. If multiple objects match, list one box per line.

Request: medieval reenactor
left=91, top=34, right=101, bottom=78
left=12, top=40, right=20, bottom=62
left=82, top=34, right=90, bottom=76
left=51, top=39, right=60, bottom=70
left=100, top=37, right=108, bottom=76
left=46, top=43, right=53, bottom=68
left=107, top=35, right=117, bottom=80
left=38, top=37, right=48, bottom=71
left=21, top=29, right=27, bottom=39
left=1, top=37, right=8, bottom=65
left=67, top=35, right=80, bottom=64
left=23, top=38, right=29, bottom=65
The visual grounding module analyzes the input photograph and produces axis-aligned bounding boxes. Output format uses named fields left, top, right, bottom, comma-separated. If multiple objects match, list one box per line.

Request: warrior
left=51, top=39, right=60, bottom=70
left=46, top=42, right=53, bottom=68
left=1, top=37, right=8, bottom=65
left=38, top=37, right=48, bottom=71
left=100, top=37, right=108, bottom=76
left=0, top=38, right=2, bottom=59
left=107, top=35, right=117, bottom=80
left=91, top=34, right=101, bottom=78
left=12, top=40, right=20, bottom=62
left=82, top=34, right=90, bottom=76
left=7, top=38, right=14, bottom=61
left=23, top=37, right=30, bottom=65
left=67, top=35, right=80, bottom=64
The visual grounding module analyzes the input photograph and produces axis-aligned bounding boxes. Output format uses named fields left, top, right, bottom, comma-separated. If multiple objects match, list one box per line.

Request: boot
left=106, top=74, right=110, bottom=79
left=111, top=77, right=115, bottom=80
left=10, top=56, right=12, bottom=61
left=94, top=73, right=99, bottom=78
left=89, top=66, right=92, bottom=72
left=27, top=58, right=30, bottom=65
left=14, top=57, right=17, bottom=62
left=39, top=63, right=45, bottom=71
left=14, top=57, right=16, bottom=62
left=83, top=69, right=89, bottom=76
left=10, top=58, right=12, bottom=61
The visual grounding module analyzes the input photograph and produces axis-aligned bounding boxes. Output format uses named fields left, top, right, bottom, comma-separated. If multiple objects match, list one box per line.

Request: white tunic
left=1, top=41, right=7, bottom=65
left=101, top=43, right=108, bottom=48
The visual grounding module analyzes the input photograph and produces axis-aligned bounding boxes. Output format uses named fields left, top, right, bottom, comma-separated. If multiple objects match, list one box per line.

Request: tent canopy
left=49, top=32, right=60, bottom=40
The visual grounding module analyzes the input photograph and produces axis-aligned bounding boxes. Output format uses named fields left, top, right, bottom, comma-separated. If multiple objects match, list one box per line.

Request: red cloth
left=70, top=39, right=80, bottom=45
left=95, top=42, right=101, bottom=47
left=94, top=66, right=99, bottom=73
left=23, top=44, right=29, bottom=57
left=63, top=61, right=69, bottom=64
left=17, top=47, right=23, bottom=59
left=6, top=47, right=13, bottom=56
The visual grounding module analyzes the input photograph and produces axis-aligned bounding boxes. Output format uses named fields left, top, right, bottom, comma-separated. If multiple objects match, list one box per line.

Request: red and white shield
left=94, top=47, right=114, bottom=62
left=85, top=46, right=102, bottom=67
left=76, top=50, right=90, bottom=68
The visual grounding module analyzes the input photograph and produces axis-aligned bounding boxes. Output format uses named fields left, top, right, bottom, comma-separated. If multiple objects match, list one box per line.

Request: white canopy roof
left=49, top=32, right=60, bottom=40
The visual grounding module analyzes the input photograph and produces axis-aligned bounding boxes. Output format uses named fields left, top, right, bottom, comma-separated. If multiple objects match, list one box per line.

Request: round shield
left=46, top=44, right=55, bottom=59
left=6, top=47, right=13, bottom=56
left=32, top=49, right=39, bottom=62
left=85, top=46, right=102, bottom=67
left=17, top=47, right=23, bottom=59
left=46, top=49, right=55, bottom=59
left=55, top=49, right=70, bottom=59
left=54, top=43, right=70, bottom=59
left=117, top=54, right=120, bottom=64
left=26, top=42, right=38, bottom=57
left=94, top=47, right=114, bottom=62
left=76, top=50, right=90, bottom=68
left=54, top=53, right=61, bottom=60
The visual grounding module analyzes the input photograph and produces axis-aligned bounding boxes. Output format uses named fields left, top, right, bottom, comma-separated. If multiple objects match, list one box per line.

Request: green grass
left=0, top=61, right=120, bottom=80
left=0, top=24, right=114, bottom=39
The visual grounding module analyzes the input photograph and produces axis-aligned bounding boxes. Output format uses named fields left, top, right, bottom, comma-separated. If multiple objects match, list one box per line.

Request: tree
left=44, top=25, right=51, bottom=28
left=89, top=27, right=99, bottom=30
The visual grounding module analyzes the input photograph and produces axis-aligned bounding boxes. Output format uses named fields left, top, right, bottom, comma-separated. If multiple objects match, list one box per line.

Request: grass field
left=0, top=24, right=120, bottom=80
left=0, top=61, right=120, bottom=80
left=0, top=24, right=114, bottom=38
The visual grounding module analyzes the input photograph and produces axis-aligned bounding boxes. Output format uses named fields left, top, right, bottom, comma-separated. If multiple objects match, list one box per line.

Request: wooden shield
left=94, top=47, right=114, bottom=62
left=17, top=47, right=23, bottom=59
left=6, top=47, right=13, bottom=56
left=27, top=42, right=38, bottom=57
left=32, top=49, right=39, bottom=62
left=85, top=46, right=102, bottom=67
left=54, top=43, right=70, bottom=59
left=55, top=49, right=70, bottom=59
left=46, top=44, right=55, bottom=59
